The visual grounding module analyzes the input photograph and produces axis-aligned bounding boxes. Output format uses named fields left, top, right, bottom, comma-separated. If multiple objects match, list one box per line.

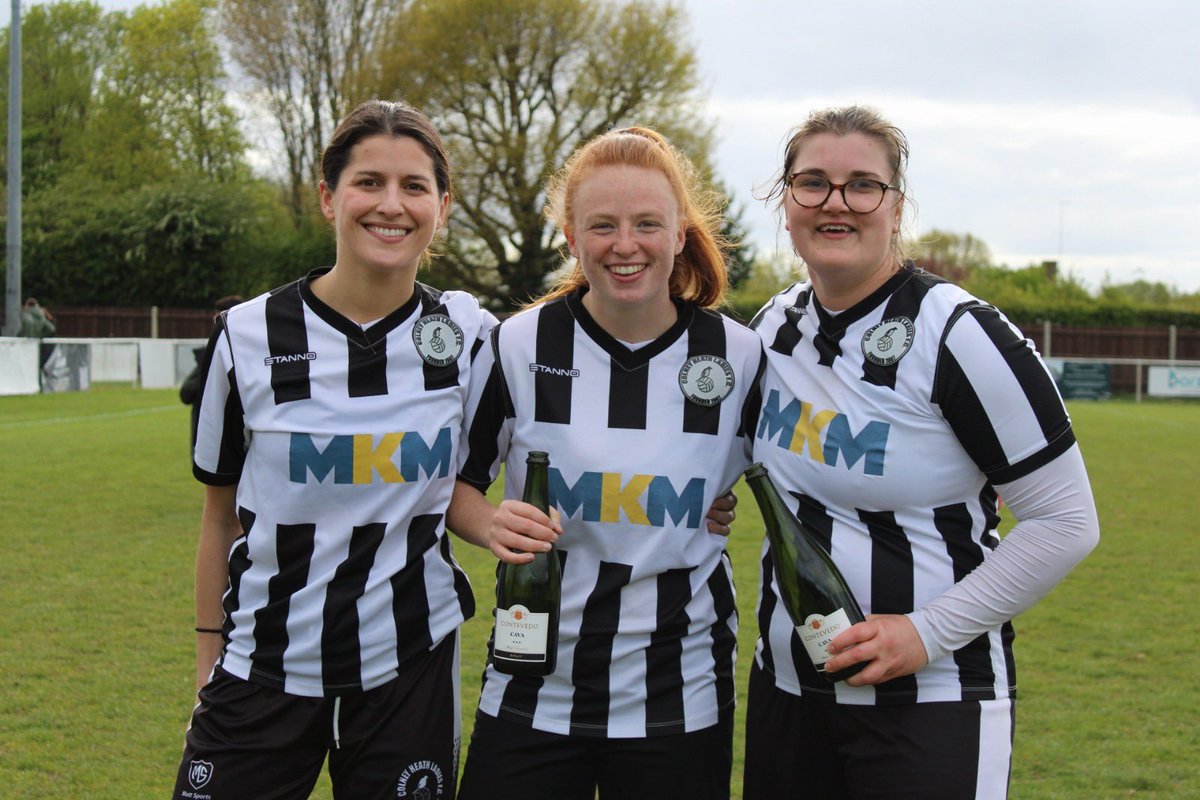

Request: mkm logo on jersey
left=549, top=468, right=706, bottom=528
left=756, top=389, right=890, bottom=475
left=289, top=428, right=452, bottom=484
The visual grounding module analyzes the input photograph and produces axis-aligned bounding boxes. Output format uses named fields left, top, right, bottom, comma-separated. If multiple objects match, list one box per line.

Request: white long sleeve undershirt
left=907, top=443, right=1100, bottom=664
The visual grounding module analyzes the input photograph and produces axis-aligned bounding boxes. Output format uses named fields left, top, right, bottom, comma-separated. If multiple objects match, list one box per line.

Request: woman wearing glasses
left=743, top=106, right=1099, bottom=799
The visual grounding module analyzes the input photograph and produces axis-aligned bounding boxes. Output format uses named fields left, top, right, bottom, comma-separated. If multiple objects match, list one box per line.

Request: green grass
left=0, top=389, right=1196, bottom=798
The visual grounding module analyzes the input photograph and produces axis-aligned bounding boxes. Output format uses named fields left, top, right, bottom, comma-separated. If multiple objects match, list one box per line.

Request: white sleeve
left=907, top=442, right=1099, bottom=663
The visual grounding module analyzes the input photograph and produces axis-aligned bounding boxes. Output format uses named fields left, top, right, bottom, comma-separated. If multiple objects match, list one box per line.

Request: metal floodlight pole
left=4, top=0, right=21, bottom=336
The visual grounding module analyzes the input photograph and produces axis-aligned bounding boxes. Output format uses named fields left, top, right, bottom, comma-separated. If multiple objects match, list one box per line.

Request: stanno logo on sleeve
left=678, top=355, right=735, bottom=407
left=413, top=314, right=464, bottom=367
left=861, top=317, right=915, bottom=366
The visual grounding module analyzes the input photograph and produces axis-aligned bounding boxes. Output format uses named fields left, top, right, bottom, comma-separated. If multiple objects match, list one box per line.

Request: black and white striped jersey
left=750, top=265, right=1075, bottom=705
left=458, top=291, right=765, bottom=737
left=193, top=268, right=496, bottom=697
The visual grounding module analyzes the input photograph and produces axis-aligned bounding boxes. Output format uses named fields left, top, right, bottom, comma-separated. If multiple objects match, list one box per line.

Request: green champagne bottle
left=493, top=451, right=562, bottom=676
left=744, top=462, right=866, bottom=683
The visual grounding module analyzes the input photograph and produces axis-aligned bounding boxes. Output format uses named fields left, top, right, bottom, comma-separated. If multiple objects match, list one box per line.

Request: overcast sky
left=6, top=0, right=1200, bottom=291
left=682, top=0, right=1200, bottom=291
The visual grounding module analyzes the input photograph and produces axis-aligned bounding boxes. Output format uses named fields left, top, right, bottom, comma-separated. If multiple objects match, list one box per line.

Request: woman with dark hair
left=449, top=126, right=764, bottom=800
left=743, top=105, right=1099, bottom=799
left=173, top=99, right=495, bottom=799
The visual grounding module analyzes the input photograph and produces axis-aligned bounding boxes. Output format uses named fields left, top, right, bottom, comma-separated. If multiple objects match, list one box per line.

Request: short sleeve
left=456, top=325, right=514, bottom=492
left=192, top=317, right=246, bottom=485
left=933, top=305, right=1075, bottom=485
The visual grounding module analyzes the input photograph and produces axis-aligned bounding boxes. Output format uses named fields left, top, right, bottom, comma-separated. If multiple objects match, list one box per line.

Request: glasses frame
left=785, top=172, right=897, bottom=214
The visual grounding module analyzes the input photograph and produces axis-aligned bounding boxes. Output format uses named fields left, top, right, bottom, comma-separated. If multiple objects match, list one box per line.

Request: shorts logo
left=397, top=760, right=444, bottom=799
left=413, top=315, right=464, bottom=367
left=188, top=759, right=214, bottom=790
left=678, top=355, right=734, bottom=407
left=861, top=317, right=915, bottom=366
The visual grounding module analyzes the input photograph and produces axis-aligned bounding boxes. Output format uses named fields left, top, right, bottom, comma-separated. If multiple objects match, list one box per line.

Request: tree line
left=904, top=229, right=1200, bottom=327
left=1, top=0, right=1194, bottom=322
left=1, top=0, right=752, bottom=312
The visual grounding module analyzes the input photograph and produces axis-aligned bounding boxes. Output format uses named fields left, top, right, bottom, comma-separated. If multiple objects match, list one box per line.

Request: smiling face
left=785, top=132, right=904, bottom=308
left=566, top=164, right=686, bottom=338
left=319, top=134, right=449, bottom=280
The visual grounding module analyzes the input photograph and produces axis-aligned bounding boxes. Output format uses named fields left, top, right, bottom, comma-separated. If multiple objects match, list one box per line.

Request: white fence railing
left=0, top=337, right=206, bottom=396
left=4, top=338, right=1198, bottom=401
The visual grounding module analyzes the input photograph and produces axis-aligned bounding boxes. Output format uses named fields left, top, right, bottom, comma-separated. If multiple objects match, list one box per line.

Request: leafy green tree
left=907, top=228, right=993, bottom=283
left=219, top=0, right=404, bottom=217
left=19, top=176, right=294, bottom=307
left=716, top=183, right=755, bottom=290
left=725, top=248, right=802, bottom=321
left=2, top=0, right=271, bottom=308
left=81, top=0, right=246, bottom=185
left=375, top=0, right=713, bottom=308
left=1099, top=279, right=1177, bottom=307
left=960, top=263, right=1093, bottom=316
left=0, top=1, right=114, bottom=191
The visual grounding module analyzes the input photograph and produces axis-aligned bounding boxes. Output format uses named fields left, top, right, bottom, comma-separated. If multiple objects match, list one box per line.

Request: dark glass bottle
left=744, top=462, right=866, bottom=683
left=492, top=451, right=562, bottom=676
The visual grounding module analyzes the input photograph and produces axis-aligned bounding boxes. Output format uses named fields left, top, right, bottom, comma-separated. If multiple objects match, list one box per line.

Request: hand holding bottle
left=487, top=498, right=561, bottom=564
left=494, top=452, right=563, bottom=676
left=823, top=614, right=929, bottom=687
left=744, top=462, right=868, bottom=682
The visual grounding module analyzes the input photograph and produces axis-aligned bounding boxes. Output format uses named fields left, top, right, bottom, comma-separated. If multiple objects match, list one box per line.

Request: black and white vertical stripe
left=751, top=265, right=1073, bottom=705
left=194, top=268, right=496, bottom=697
left=459, top=291, right=765, bottom=737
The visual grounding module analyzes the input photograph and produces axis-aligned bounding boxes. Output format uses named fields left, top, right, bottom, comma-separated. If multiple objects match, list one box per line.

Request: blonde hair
left=535, top=127, right=730, bottom=309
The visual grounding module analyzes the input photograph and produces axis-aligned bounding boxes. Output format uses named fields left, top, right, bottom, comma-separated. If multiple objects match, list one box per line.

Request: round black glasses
left=786, top=172, right=896, bottom=214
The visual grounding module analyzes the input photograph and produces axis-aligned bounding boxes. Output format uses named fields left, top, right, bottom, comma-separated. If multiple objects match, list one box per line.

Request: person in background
left=743, top=105, right=1099, bottom=799
left=18, top=297, right=55, bottom=338
left=180, top=295, right=243, bottom=450
left=449, top=126, right=764, bottom=800
left=173, top=99, right=496, bottom=800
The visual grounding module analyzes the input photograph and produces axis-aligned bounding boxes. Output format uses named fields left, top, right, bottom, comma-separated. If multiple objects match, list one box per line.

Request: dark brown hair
left=320, top=99, right=451, bottom=198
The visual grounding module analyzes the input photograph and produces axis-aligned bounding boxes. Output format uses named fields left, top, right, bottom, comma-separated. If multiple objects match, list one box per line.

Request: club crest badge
left=413, top=314, right=464, bottom=367
left=188, top=759, right=214, bottom=790
left=678, top=355, right=735, bottom=407
left=861, top=317, right=915, bottom=366
left=397, top=760, right=445, bottom=799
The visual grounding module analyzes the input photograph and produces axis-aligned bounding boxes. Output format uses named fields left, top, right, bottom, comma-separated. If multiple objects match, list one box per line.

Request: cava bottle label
left=495, top=604, right=550, bottom=662
left=797, top=608, right=853, bottom=670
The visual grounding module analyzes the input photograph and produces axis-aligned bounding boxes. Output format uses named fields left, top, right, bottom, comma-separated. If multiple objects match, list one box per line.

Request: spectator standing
left=18, top=297, right=55, bottom=338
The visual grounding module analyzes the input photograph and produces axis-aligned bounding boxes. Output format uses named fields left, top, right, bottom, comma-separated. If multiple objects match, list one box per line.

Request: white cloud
left=681, top=0, right=1200, bottom=291
left=702, top=91, right=1200, bottom=292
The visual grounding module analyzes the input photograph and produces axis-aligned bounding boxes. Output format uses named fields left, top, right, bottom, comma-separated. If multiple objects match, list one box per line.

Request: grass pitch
left=0, top=387, right=1195, bottom=798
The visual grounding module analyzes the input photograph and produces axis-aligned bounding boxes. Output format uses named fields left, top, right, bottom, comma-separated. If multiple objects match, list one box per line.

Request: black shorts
left=457, top=708, right=734, bottom=800
left=172, top=632, right=460, bottom=800
left=742, top=662, right=1015, bottom=800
